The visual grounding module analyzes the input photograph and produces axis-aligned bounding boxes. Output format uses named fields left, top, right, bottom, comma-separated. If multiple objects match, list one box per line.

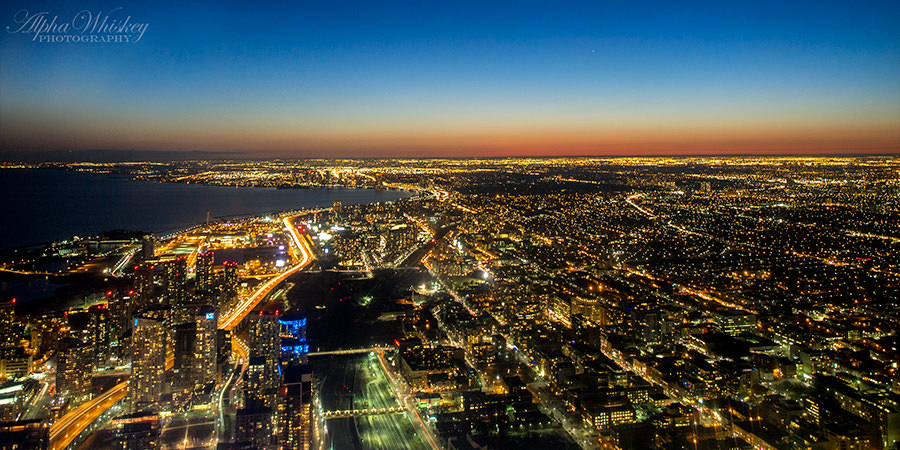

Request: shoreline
left=0, top=168, right=417, bottom=251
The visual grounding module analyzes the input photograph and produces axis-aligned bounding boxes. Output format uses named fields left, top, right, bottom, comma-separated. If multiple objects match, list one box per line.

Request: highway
left=219, top=214, right=314, bottom=331
left=49, top=355, right=174, bottom=450
left=48, top=380, right=127, bottom=450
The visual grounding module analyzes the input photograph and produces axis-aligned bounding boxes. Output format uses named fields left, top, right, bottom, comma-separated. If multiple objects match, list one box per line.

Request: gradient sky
left=1, top=1, right=899, bottom=157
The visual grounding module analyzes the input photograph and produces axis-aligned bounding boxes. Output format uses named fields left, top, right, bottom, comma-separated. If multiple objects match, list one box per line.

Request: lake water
left=0, top=168, right=414, bottom=250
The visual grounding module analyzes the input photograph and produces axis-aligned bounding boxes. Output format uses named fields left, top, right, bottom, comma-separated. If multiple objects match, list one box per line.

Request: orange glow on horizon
left=4, top=109, right=898, bottom=157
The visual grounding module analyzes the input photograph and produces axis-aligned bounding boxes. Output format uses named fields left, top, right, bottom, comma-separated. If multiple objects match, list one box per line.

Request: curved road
left=219, top=214, right=314, bottom=331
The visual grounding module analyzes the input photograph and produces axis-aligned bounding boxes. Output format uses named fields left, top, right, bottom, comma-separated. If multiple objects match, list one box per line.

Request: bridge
left=306, top=346, right=389, bottom=357
left=321, top=407, right=405, bottom=419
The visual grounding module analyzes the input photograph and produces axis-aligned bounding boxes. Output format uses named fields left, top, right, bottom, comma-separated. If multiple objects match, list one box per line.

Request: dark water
left=0, top=168, right=414, bottom=250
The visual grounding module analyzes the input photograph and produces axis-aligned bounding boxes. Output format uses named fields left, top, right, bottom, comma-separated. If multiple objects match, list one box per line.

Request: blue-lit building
left=279, top=314, right=308, bottom=361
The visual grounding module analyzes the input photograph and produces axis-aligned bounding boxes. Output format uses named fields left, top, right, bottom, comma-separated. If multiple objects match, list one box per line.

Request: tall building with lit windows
left=279, top=314, right=309, bottom=364
left=108, top=292, right=132, bottom=363
left=250, top=311, right=280, bottom=364
left=161, top=257, right=187, bottom=307
left=0, top=298, right=16, bottom=348
left=88, top=304, right=112, bottom=368
left=221, top=261, right=239, bottom=309
left=194, top=306, right=218, bottom=388
left=130, top=315, right=167, bottom=413
left=132, top=264, right=156, bottom=313
left=248, top=311, right=281, bottom=408
left=235, top=407, right=274, bottom=449
left=195, top=251, right=215, bottom=294
left=56, top=338, right=93, bottom=406
left=171, top=323, right=197, bottom=407
left=277, top=364, right=314, bottom=450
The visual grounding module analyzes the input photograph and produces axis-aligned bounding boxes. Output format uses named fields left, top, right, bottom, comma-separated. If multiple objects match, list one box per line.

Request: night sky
left=1, top=1, right=899, bottom=157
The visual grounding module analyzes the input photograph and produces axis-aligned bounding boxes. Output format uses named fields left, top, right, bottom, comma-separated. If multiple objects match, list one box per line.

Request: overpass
left=306, top=346, right=389, bottom=357
left=322, top=407, right=404, bottom=419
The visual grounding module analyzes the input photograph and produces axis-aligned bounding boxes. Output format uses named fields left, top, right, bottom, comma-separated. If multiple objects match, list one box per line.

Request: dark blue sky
left=2, top=1, right=899, bottom=156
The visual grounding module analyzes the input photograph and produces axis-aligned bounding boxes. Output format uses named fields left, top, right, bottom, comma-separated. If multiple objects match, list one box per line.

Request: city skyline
left=0, top=157, right=897, bottom=449
left=2, top=1, right=899, bottom=158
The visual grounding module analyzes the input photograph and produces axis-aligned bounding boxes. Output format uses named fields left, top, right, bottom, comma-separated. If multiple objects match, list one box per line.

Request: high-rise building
left=110, top=411, right=159, bottom=450
left=88, top=304, right=112, bottom=368
left=171, top=323, right=197, bottom=407
left=0, top=299, right=15, bottom=348
left=250, top=311, right=280, bottom=362
left=217, top=329, right=232, bottom=365
left=195, top=251, right=215, bottom=294
left=194, top=305, right=218, bottom=388
left=277, top=365, right=314, bottom=450
left=108, top=292, right=132, bottom=364
left=130, top=315, right=166, bottom=413
left=64, top=309, right=91, bottom=342
left=221, top=261, right=239, bottom=309
left=161, top=257, right=187, bottom=308
left=243, top=312, right=283, bottom=412
left=244, top=357, right=277, bottom=409
left=141, top=235, right=156, bottom=261
left=171, top=306, right=218, bottom=409
left=132, top=264, right=156, bottom=313
left=235, top=407, right=274, bottom=449
left=278, top=314, right=309, bottom=364
left=56, top=338, right=93, bottom=406
left=278, top=314, right=307, bottom=342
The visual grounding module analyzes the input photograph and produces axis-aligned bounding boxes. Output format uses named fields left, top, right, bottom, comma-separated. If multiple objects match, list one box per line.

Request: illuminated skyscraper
left=130, top=315, right=166, bottom=413
left=250, top=311, right=280, bottom=364
left=108, top=292, right=132, bottom=363
left=278, top=314, right=308, bottom=364
left=0, top=298, right=15, bottom=348
left=248, top=311, right=280, bottom=408
left=243, top=357, right=272, bottom=408
left=277, top=365, right=313, bottom=450
left=194, top=305, right=218, bottom=388
left=161, top=257, right=187, bottom=307
left=221, top=261, right=239, bottom=309
left=195, top=251, right=215, bottom=294
left=171, top=306, right=218, bottom=408
left=56, top=338, right=93, bottom=406
left=88, top=304, right=112, bottom=368
left=132, top=264, right=156, bottom=313
left=217, top=329, right=232, bottom=365
left=171, top=323, right=197, bottom=406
